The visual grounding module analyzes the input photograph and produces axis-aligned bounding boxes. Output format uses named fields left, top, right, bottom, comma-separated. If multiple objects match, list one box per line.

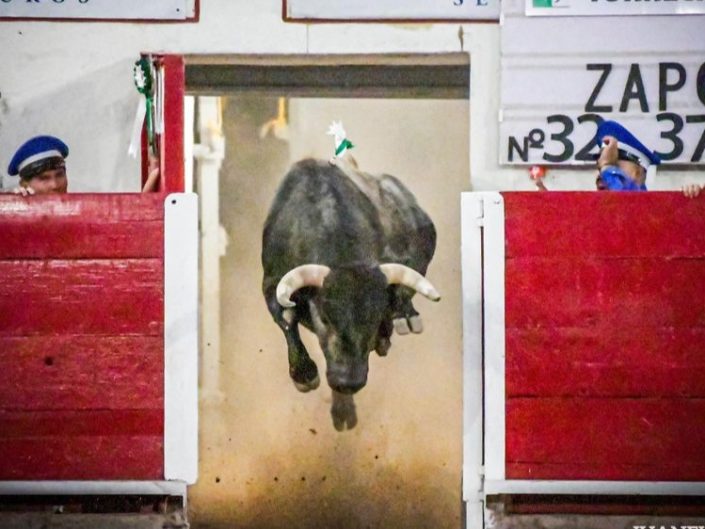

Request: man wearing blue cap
left=595, top=120, right=660, bottom=192
left=596, top=121, right=703, bottom=196
left=533, top=120, right=702, bottom=196
left=6, top=135, right=69, bottom=195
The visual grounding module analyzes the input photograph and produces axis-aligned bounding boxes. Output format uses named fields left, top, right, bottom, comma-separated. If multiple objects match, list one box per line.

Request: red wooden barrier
left=160, top=54, right=185, bottom=194
left=504, top=192, right=705, bottom=481
left=0, top=194, right=165, bottom=480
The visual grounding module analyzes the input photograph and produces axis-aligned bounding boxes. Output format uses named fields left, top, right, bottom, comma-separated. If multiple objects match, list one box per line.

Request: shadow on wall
left=0, top=58, right=141, bottom=192
left=189, top=94, right=469, bottom=529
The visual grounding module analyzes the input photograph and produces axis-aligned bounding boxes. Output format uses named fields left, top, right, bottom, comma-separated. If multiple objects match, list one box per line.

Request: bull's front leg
left=266, top=294, right=320, bottom=392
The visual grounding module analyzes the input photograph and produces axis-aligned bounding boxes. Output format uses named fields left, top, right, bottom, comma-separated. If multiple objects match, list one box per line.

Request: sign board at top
left=284, top=0, right=500, bottom=21
left=499, top=13, right=705, bottom=166
left=0, top=0, right=196, bottom=20
left=526, top=0, right=705, bottom=16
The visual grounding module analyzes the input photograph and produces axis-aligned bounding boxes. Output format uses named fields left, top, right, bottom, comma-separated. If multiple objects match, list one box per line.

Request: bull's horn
left=379, top=264, right=441, bottom=302
left=276, top=264, right=331, bottom=308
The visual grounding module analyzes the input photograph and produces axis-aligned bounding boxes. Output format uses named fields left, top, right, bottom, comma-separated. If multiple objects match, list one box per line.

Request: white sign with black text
left=500, top=16, right=705, bottom=165
left=285, top=0, right=499, bottom=21
left=0, top=0, right=194, bottom=20
left=526, top=0, right=705, bottom=17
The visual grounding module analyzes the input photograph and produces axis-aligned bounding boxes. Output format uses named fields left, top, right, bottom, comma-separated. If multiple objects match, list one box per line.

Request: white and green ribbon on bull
left=128, top=56, right=156, bottom=158
left=327, top=121, right=354, bottom=158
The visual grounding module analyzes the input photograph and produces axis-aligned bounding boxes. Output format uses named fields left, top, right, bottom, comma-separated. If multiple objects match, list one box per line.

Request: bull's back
left=262, top=159, right=385, bottom=280
left=376, top=174, right=436, bottom=274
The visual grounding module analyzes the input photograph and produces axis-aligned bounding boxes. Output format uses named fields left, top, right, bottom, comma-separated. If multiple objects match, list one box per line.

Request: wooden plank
left=0, top=409, right=163, bottom=437
left=0, top=194, right=165, bottom=221
left=0, top=336, right=163, bottom=410
left=0, top=259, right=163, bottom=336
left=505, top=257, right=705, bottom=328
left=506, top=398, right=705, bottom=480
left=184, top=52, right=470, bottom=66
left=185, top=64, right=469, bottom=99
left=0, top=193, right=167, bottom=481
left=0, top=221, right=163, bottom=260
left=504, top=192, right=705, bottom=258
left=503, top=192, right=705, bottom=482
left=0, top=436, right=163, bottom=480
left=0, top=514, right=183, bottom=528
left=507, top=327, right=705, bottom=397
left=507, top=461, right=705, bottom=482
left=162, top=54, right=185, bottom=193
left=0, top=194, right=164, bottom=259
left=507, top=498, right=705, bottom=516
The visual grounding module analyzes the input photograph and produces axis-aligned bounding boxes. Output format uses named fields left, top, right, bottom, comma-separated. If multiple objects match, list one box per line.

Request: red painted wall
left=0, top=194, right=165, bottom=480
left=504, top=192, right=705, bottom=481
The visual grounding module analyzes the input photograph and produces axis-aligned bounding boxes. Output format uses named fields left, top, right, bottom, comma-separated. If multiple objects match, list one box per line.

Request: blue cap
left=8, top=135, right=69, bottom=177
left=596, top=120, right=660, bottom=168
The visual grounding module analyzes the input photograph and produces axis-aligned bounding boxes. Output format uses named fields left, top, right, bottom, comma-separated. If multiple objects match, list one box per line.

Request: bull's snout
left=326, top=361, right=368, bottom=394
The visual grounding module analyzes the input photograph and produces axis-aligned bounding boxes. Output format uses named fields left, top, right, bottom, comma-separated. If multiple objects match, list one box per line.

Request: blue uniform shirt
left=599, top=165, right=647, bottom=191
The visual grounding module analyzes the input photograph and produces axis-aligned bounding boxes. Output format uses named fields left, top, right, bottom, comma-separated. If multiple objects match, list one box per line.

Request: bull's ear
left=276, top=264, right=331, bottom=307
left=379, top=264, right=441, bottom=302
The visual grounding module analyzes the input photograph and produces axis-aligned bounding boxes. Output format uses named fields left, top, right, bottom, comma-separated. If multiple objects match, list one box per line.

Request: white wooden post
left=194, top=96, right=226, bottom=402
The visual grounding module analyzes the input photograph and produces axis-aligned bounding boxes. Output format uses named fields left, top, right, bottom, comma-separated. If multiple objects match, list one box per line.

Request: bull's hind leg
left=389, top=285, right=424, bottom=335
left=266, top=293, right=320, bottom=392
left=375, top=318, right=393, bottom=356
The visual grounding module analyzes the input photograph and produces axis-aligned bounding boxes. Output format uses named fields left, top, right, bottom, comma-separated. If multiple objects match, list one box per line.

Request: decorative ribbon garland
left=128, top=56, right=156, bottom=157
left=134, top=57, right=156, bottom=154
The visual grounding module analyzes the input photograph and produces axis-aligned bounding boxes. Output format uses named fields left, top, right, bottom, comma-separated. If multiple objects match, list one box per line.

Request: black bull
left=261, top=158, right=439, bottom=430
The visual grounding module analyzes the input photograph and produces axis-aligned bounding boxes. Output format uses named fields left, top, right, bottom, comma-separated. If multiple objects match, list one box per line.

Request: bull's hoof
left=409, top=315, right=424, bottom=334
left=293, top=374, right=320, bottom=393
left=393, top=317, right=411, bottom=335
left=375, top=336, right=391, bottom=356
left=331, top=391, right=358, bottom=431
left=393, top=315, right=424, bottom=335
left=290, top=361, right=320, bottom=392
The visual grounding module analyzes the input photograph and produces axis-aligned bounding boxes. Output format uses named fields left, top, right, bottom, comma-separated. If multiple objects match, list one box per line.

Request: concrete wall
left=0, top=1, right=698, bottom=191
left=0, top=0, right=496, bottom=192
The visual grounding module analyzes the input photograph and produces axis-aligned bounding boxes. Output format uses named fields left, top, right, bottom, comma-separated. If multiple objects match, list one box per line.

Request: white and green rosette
left=327, top=121, right=354, bottom=158
left=128, top=56, right=156, bottom=157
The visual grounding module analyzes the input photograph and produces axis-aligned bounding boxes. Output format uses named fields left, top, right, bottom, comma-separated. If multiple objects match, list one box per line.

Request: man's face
left=617, top=159, right=646, bottom=186
left=22, top=166, right=68, bottom=194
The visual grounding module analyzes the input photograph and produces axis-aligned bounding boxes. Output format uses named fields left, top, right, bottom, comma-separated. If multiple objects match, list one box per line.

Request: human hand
left=598, top=135, right=619, bottom=168
left=529, top=165, right=547, bottom=191
left=12, top=185, right=35, bottom=196
left=141, top=155, right=160, bottom=192
left=533, top=178, right=548, bottom=191
left=682, top=183, right=703, bottom=198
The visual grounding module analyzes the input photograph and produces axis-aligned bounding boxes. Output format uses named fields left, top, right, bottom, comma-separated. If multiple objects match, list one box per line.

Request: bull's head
left=275, top=263, right=440, bottom=394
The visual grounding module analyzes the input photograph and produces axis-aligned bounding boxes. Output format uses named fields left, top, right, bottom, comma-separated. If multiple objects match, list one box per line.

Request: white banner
left=500, top=16, right=705, bottom=165
left=526, top=0, right=705, bottom=17
left=0, top=0, right=195, bottom=20
left=285, top=0, right=499, bottom=21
